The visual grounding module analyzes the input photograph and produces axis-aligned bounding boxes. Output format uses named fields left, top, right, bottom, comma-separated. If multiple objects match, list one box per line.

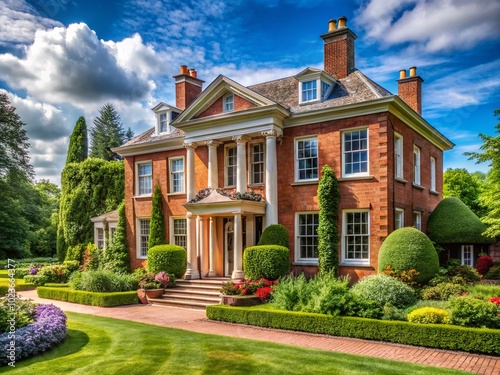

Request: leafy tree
left=90, top=103, right=125, bottom=161
left=466, top=109, right=500, bottom=238
left=317, top=165, right=340, bottom=275
left=148, top=184, right=166, bottom=249
left=101, top=201, right=129, bottom=273
left=66, top=116, right=88, bottom=164
left=443, top=168, right=486, bottom=217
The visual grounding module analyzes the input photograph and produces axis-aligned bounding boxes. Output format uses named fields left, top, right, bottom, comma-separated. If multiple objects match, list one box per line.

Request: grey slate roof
left=122, top=69, right=392, bottom=147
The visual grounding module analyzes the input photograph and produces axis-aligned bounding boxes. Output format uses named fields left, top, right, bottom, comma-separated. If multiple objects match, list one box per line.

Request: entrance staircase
left=147, top=277, right=229, bottom=310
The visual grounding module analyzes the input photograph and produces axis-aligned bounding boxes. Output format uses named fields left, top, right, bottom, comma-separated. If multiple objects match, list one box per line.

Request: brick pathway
left=20, top=290, right=500, bottom=374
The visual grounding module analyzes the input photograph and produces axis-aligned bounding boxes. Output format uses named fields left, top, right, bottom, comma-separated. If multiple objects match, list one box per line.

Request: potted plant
left=138, top=272, right=170, bottom=302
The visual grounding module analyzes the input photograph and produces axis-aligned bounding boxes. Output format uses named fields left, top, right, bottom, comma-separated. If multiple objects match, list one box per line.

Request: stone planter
left=137, top=288, right=164, bottom=304
left=137, top=289, right=148, bottom=304
left=221, top=294, right=261, bottom=307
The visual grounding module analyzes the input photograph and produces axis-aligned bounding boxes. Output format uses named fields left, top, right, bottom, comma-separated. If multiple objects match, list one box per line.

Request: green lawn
left=0, top=312, right=472, bottom=375
left=0, top=269, right=34, bottom=293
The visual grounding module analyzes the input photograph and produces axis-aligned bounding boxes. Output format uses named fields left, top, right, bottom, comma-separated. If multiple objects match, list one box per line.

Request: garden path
left=20, top=290, right=499, bottom=375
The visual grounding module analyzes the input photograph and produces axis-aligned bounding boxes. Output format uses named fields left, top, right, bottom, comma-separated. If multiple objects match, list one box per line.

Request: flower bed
left=0, top=303, right=67, bottom=365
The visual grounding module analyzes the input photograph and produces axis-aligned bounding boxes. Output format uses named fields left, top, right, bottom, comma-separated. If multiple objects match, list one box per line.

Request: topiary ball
left=378, top=227, right=439, bottom=284
left=147, top=244, right=187, bottom=278
left=243, top=245, right=290, bottom=280
left=257, top=224, right=289, bottom=248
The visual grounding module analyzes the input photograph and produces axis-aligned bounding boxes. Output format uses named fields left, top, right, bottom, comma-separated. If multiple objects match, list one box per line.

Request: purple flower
left=29, top=267, right=38, bottom=275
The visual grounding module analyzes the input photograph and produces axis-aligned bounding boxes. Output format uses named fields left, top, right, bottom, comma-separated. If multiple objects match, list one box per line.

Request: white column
left=199, top=216, right=209, bottom=277
left=232, top=212, right=244, bottom=280
left=233, top=135, right=248, bottom=192
left=208, top=216, right=217, bottom=277
left=185, top=142, right=197, bottom=200
left=262, top=130, right=281, bottom=225
left=205, top=140, right=221, bottom=189
left=184, top=212, right=199, bottom=279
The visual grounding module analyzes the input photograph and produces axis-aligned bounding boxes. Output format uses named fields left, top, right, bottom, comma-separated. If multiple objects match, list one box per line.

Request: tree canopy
left=66, top=116, right=88, bottom=164
left=443, top=168, right=486, bottom=218
left=90, top=103, right=126, bottom=161
left=148, top=184, right=166, bottom=249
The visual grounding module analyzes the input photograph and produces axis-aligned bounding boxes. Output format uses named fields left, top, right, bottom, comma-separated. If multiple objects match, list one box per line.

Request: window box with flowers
left=220, top=278, right=277, bottom=306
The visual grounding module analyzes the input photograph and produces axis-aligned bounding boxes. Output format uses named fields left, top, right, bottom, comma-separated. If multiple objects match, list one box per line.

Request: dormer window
left=296, top=68, right=336, bottom=105
left=321, top=81, right=332, bottom=100
left=152, top=102, right=181, bottom=136
left=159, top=113, right=168, bottom=133
left=224, top=94, right=234, bottom=112
left=302, top=80, right=317, bottom=102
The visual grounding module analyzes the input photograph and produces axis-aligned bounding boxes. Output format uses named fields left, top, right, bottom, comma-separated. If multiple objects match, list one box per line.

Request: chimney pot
left=180, top=65, right=188, bottom=74
left=328, top=19, right=336, bottom=31
left=409, top=66, right=417, bottom=77
left=337, top=16, right=347, bottom=28
left=399, top=69, right=407, bottom=79
left=189, top=68, right=197, bottom=78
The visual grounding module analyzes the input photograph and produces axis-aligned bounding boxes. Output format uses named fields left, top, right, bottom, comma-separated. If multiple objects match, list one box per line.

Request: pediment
left=172, top=75, right=278, bottom=126
left=151, top=102, right=181, bottom=113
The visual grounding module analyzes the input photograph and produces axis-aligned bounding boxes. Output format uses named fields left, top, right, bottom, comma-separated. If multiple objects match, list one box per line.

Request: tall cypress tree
left=148, top=183, right=166, bottom=249
left=101, top=201, right=129, bottom=273
left=90, top=103, right=125, bottom=161
left=66, top=116, right=88, bottom=164
left=317, top=165, right=340, bottom=275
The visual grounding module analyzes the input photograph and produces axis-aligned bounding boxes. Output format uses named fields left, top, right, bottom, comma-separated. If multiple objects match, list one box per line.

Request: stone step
left=165, top=289, right=220, bottom=298
left=149, top=298, right=210, bottom=310
left=160, top=293, right=220, bottom=303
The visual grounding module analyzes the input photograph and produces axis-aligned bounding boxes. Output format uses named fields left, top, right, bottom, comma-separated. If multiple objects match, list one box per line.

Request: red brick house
left=114, top=17, right=453, bottom=282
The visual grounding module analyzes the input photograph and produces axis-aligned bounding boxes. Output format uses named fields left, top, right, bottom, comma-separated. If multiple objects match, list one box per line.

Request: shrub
left=476, top=255, right=494, bottom=275
left=13, top=267, right=30, bottom=279
left=243, top=245, right=290, bottom=280
left=148, top=184, right=166, bottom=249
left=65, top=243, right=86, bottom=263
left=302, top=272, right=353, bottom=316
left=485, top=264, right=500, bottom=279
left=257, top=224, right=289, bottom=248
left=82, top=243, right=101, bottom=271
left=63, top=260, right=80, bottom=273
left=272, top=273, right=311, bottom=311
left=0, top=297, right=35, bottom=332
left=101, top=201, right=129, bottom=274
left=407, top=307, right=449, bottom=324
left=0, top=257, right=58, bottom=269
left=23, top=274, right=49, bottom=286
left=378, top=227, right=439, bottom=284
left=38, top=264, right=72, bottom=283
left=421, top=282, right=466, bottom=300
left=381, top=265, right=420, bottom=286
left=147, top=244, right=187, bottom=278
left=351, top=274, right=417, bottom=309
left=447, top=265, right=481, bottom=284
left=69, top=270, right=137, bottom=292
left=37, top=287, right=137, bottom=307
left=449, top=296, right=500, bottom=329
left=0, top=303, right=67, bottom=366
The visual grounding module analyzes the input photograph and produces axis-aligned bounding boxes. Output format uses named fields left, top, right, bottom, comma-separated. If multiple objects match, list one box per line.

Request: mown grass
left=0, top=312, right=473, bottom=375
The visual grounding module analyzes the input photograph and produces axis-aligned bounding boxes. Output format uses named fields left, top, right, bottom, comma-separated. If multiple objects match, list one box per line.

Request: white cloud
left=0, top=23, right=159, bottom=106
left=356, top=0, right=500, bottom=52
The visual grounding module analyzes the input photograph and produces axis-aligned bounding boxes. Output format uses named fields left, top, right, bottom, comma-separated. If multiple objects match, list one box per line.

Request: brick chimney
left=173, top=65, right=204, bottom=110
left=321, top=16, right=357, bottom=79
left=397, top=67, right=423, bottom=114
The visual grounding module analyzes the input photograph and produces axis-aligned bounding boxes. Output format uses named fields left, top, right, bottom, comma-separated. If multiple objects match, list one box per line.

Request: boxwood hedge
left=206, top=305, right=500, bottom=355
left=37, top=287, right=138, bottom=307
left=147, top=244, right=187, bottom=278
left=243, top=245, right=290, bottom=280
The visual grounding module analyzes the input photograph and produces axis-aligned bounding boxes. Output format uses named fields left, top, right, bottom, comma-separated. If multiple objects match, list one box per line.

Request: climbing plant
left=148, top=183, right=166, bottom=249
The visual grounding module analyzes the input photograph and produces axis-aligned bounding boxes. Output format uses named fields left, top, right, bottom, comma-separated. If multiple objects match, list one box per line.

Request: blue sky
left=1, top=0, right=499, bottom=184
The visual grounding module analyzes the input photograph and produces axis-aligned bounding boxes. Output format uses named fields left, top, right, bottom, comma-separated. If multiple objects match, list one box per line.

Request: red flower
left=489, top=297, right=500, bottom=305
left=256, top=287, right=273, bottom=301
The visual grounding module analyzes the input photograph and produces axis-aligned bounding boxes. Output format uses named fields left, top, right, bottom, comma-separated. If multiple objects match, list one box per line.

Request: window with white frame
left=301, top=80, right=317, bottom=102
left=295, top=137, right=318, bottom=181
left=96, top=228, right=105, bottom=249
left=296, top=213, right=319, bottom=261
left=395, top=208, right=404, bottom=229
left=137, top=219, right=150, bottom=258
left=321, top=81, right=332, bottom=100
left=413, top=145, right=421, bottom=185
left=169, top=157, right=185, bottom=193
left=159, top=113, right=168, bottom=133
left=461, top=245, right=473, bottom=266
left=250, top=143, right=264, bottom=185
left=342, top=210, right=370, bottom=264
left=413, top=211, right=422, bottom=231
left=172, top=218, right=187, bottom=248
left=110, top=226, right=116, bottom=244
left=224, top=94, right=234, bottom=112
left=430, top=157, right=436, bottom=192
left=394, top=133, right=403, bottom=179
left=343, top=129, right=368, bottom=177
left=137, top=162, right=152, bottom=196
left=225, top=146, right=237, bottom=186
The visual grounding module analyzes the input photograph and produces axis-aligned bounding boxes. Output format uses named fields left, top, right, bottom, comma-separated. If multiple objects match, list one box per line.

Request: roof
left=121, top=127, right=184, bottom=147
left=91, top=209, right=119, bottom=223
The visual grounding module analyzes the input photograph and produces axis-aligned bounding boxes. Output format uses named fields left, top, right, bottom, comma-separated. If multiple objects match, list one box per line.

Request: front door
left=224, top=219, right=234, bottom=277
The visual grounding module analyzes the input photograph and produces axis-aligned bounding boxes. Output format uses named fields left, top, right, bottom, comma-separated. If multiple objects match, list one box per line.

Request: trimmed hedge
left=37, top=287, right=138, bottom=307
left=0, top=283, right=35, bottom=295
left=243, top=245, right=290, bottom=280
left=147, top=244, right=187, bottom=278
left=257, top=224, right=289, bottom=248
left=206, top=305, right=500, bottom=355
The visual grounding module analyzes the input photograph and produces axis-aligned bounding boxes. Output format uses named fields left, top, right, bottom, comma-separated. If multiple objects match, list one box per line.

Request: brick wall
left=323, top=31, right=355, bottom=79
left=397, top=77, right=422, bottom=114
left=197, top=94, right=257, bottom=118
left=175, top=80, right=202, bottom=110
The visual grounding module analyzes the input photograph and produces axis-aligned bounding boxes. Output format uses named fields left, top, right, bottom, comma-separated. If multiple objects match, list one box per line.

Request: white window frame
left=224, top=144, right=237, bottom=187
left=294, top=136, right=318, bottom=182
left=295, top=212, right=319, bottom=263
left=170, top=217, right=187, bottom=248
left=136, top=218, right=150, bottom=259
left=96, top=227, right=105, bottom=249
left=249, top=142, right=265, bottom=185
left=461, top=245, right=474, bottom=266
left=223, top=93, right=234, bottom=112
left=169, top=156, right=185, bottom=194
left=395, top=208, right=404, bottom=229
left=301, top=80, right=318, bottom=103
left=413, top=211, right=422, bottom=231
left=109, top=223, right=117, bottom=245
left=430, top=156, right=437, bottom=192
left=136, top=161, right=152, bottom=196
left=342, top=128, right=369, bottom=178
left=413, top=145, right=421, bottom=185
left=159, top=113, right=168, bottom=134
left=394, top=133, right=403, bottom=179
left=341, top=209, right=370, bottom=265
